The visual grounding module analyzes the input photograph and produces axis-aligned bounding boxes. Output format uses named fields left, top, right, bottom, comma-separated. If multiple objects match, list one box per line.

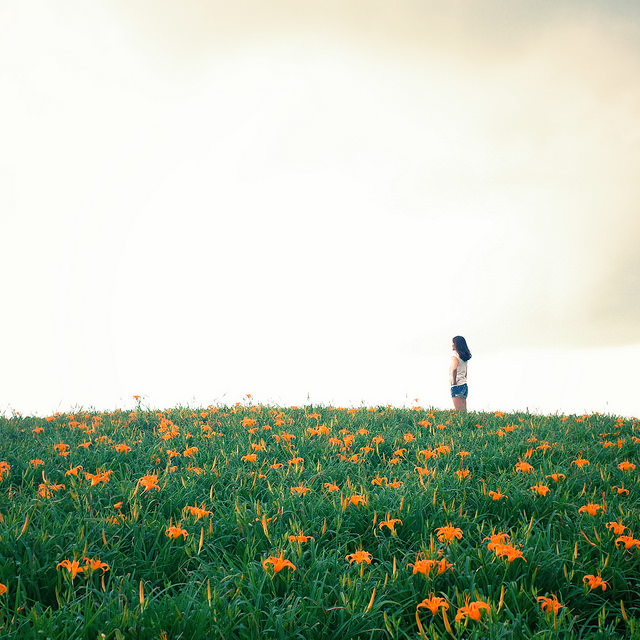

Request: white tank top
left=451, top=352, right=468, bottom=386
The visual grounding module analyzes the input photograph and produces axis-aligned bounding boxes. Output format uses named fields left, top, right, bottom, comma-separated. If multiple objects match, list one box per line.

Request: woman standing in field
left=450, top=336, right=471, bottom=413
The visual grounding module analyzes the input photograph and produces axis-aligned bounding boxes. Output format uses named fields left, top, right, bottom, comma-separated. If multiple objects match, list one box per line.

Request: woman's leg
left=452, top=396, right=467, bottom=413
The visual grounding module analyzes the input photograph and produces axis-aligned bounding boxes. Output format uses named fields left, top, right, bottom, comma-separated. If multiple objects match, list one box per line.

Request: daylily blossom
left=83, top=557, right=110, bottom=574
left=455, top=600, right=491, bottom=623
left=488, top=489, right=507, bottom=501
left=537, top=595, right=563, bottom=614
left=417, top=595, right=449, bottom=615
left=138, top=474, right=160, bottom=492
left=263, top=552, right=296, bottom=573
left=547, top=473, right=566, bottom=482
left=515, top=461, right=534, bottom=473
left=323, top=482, right=339, bottom=492
left=346, top=550, right=373, bottom=564
left=288, top=532, right=314, bottom=543
left=618, top=461, right=636, bottom=471
left=572, top=457, right=590, bottom=468
left=484, top=533, right=511, bottom=550
left=378, top=517, right=402, bottom=533
left=57, top=559, right=84, bottom=580
left=605, top=521, right=628, bottom=535
left=184, top=504, right=212, bottom=520
left=615, top=536, right=640, bottom=550
left=0, top=583, right=7, bottom=596
left=583, top=574, right=608, bottom=591
left=579, top=503, right=603, bottom=516
left=530, top=484, right=550, bottom=496
left=435, top=525, right=463, bottom=543
left=165, top=525, right=188, bottom=539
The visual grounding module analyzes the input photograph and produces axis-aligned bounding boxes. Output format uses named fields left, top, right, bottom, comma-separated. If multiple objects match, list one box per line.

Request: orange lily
left=417, top=595, right=449, bottom=615
left=579, top=503, right=603, bottom=516
left=530, top=484, right=550, bottom=496
left=263, top=552, right=296, bottom=573
left=138, top=474, right=160, bottom=492
left=435, top=525, right=463, bottom=543
left=605, top=521, right=627, bottom=535
left=572, top=457, right=590, bottom=468
left=616, top=536, right=640, bottom=550
left=583, top=574, right=608, bottom=591
left=618, top=461, right=636, bottom=471
left=537, top=595, right=563, bottom=614
left=346, top=550, right=373, bottom=565
left=57, top=559, right=84, bottom=580
left=455, top=599, right=491, bottom=622
left=378, top=517, right=402, bottom=533
left=165, top=525, right=188, bottom=539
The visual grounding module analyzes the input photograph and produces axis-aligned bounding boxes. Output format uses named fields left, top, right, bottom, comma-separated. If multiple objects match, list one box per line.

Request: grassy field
left=0, top=401, right=639, bottom=639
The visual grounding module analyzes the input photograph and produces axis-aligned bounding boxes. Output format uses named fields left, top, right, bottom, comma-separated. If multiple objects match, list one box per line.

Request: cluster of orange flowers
left=57, top=557, right=110, bottom=580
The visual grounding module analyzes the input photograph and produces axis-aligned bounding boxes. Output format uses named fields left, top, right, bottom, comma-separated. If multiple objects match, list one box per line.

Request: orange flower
left=241, top=453, right=257, bottom=463
left=484, top=533, right=510, bottom=551
left=435, top=525, right=463, bottom=543
left=579, top=503, right=603, bottom=516
left=83, top=557, right=110, bottom=574
left=618, top=461, right=636, bottom=471
left=572, top=457, right=590, bottom=468
left=288, top=457, right=304, bottom=466
left=455, top=469, right=471, bottom=480
left=84, top=470, right=112, bottom=486
left=493, top=544, right=525, bottom=562
left=455, top=600, right=491, bottom=622
left=0, top=583, right=7, bottom=596
left=346, top=494, right=366, bottom=507
left=583, top=574, right=608, bottom=591
left=38, top=482, right=65, bottom=498
left=417, top=595, right=449, bottom=615
left=388, top=480, right=403, bottom=488
left=288, top=532, right=314, bottom=543
left=547, top=473, right=565, bottom=482
left=263, top=552, right=296, bottom=573
left=378, top=517, right=402, bottom=532
left=290, top=485, right=311, bottom=496
left=113, top=444, right=131, bottom=454
left=606, top=521, right=628, bottom=536
left=65, top=465, right=82, bottom=477
left=488, top=489, right=507, bottom=501
left=611, top=485, right=629, bottom=495
left=53, top=443, right=70, bottom=457
left=537, top=595, right=563, bottom=614
left=57, top=559, right=84, bottom=580
left=408, top=558, right=437, bottom=575
left=29, top=459, right=45, bottom=467
left=530, top=484, right=550, bottom=496
left=371, top=475, right=388, bottom=486
left=138, top=474, right=160, bottom=492
left=515, top=461, right=534, bottom=473
left=165, top=525, right=188, bottom=539
left=184, top=504, right=212, bottom=520
left=346, top=550, right=373, bottom=565
left=615, top=536, right=640, bottom=550
left=324, top=482, right=339, bottom=492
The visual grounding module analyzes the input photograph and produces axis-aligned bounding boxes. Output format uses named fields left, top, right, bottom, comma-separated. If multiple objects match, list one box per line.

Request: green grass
left=0, top=403, right=639, bottom=639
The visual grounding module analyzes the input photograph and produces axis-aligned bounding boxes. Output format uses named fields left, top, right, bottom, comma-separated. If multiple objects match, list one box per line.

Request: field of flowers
left=0, top=401, right=639, bottom=639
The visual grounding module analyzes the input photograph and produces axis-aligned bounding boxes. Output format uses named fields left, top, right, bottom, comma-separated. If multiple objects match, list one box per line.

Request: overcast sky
left=2, top=0, right=639, bottom=417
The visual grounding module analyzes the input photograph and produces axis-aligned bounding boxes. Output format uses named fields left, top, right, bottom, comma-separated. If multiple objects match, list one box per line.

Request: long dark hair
left=452, top=336, right=472, bottom=362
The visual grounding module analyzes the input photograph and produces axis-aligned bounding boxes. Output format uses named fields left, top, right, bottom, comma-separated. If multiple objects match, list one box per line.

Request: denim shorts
left=451, top=383, right=468, bottom=399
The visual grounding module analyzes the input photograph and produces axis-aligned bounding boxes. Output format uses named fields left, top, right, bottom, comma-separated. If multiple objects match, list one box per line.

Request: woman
left=450, top=336, right=471, bottom=413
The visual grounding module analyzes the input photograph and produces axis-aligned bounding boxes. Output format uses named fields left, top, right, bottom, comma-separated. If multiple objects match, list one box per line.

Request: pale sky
left=2, top=1, right=639, bottom=417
